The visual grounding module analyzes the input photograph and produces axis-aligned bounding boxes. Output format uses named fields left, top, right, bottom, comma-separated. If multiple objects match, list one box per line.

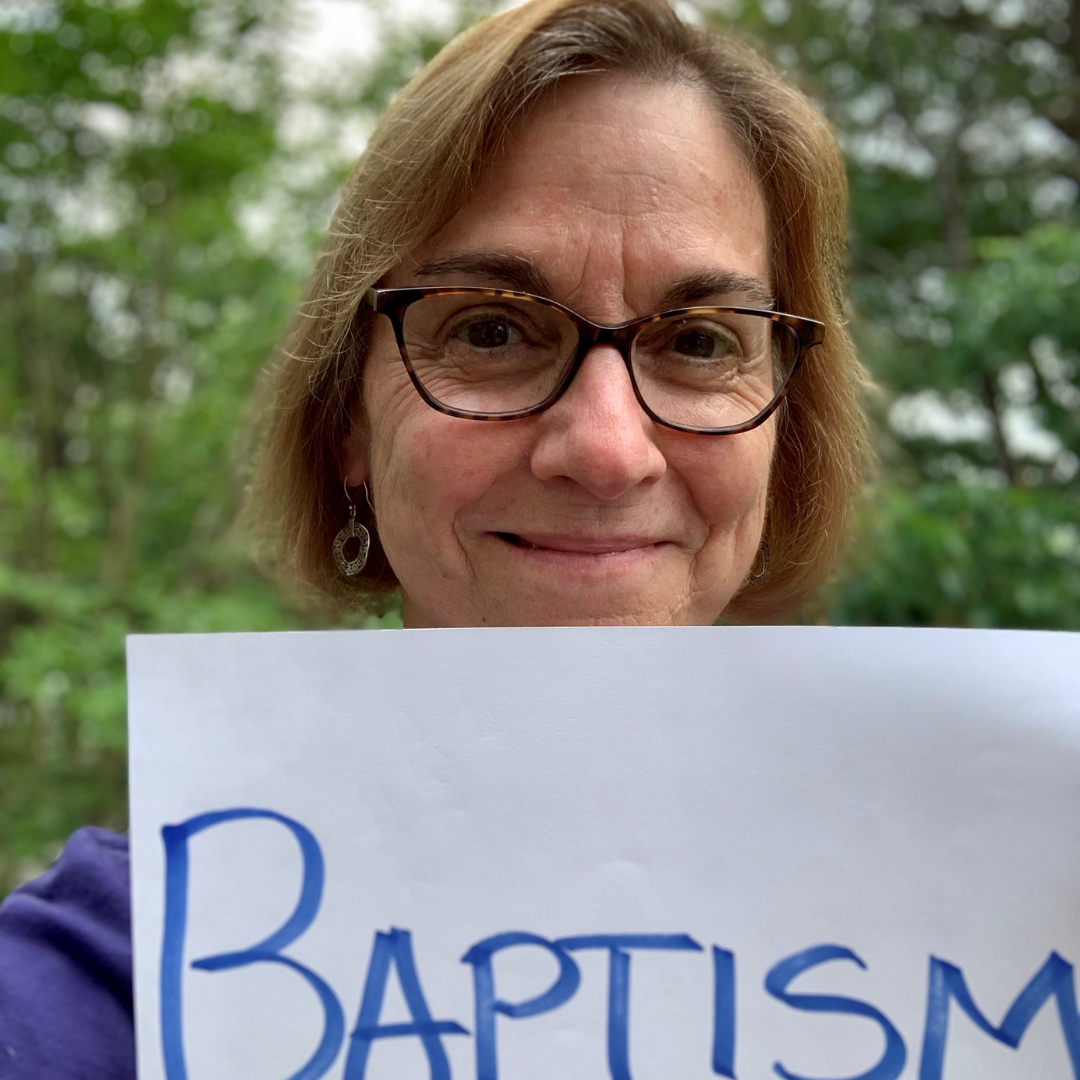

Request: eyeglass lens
left=400, top=293, right=799, bottom=428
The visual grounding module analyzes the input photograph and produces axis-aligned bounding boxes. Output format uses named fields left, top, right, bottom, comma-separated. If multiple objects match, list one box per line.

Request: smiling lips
left=494, top=531, right=666, bottom=555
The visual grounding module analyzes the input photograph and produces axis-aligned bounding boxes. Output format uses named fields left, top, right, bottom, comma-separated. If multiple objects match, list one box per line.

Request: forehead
left=393, top=74, right=770, bottom=320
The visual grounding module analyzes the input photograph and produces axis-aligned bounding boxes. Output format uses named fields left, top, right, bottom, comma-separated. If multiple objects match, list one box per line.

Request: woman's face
left=344, top=75, right=774, bottom=627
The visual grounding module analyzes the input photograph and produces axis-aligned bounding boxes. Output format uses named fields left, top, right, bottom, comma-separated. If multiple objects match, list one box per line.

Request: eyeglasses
left=361, top=286, right=824, bottom=435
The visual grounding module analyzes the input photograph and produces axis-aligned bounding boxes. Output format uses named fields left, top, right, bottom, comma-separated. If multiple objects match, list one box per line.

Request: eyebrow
left=411, top=251, right=774, bottom=313
left=412, top=252, right=553, bottom=297
left=657, top=270, right=774, bottom=311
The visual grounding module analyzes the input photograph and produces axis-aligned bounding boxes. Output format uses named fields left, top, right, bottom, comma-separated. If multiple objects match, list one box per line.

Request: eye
left=669, top=328, right=721, bottom=358
left=671, top=327, right=730, bottom=359
left=457, top=316, right=522, bottom=349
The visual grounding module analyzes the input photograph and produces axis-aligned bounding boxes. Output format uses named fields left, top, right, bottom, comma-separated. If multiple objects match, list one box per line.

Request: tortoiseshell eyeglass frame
left=360, top=285, right=825, bottom=436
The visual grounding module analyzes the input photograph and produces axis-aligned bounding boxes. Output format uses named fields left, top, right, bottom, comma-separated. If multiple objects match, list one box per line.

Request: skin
left=343, top=74, right=774, bottom=627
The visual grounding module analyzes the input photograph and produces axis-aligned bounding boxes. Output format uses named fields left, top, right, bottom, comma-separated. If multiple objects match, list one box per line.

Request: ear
left=340, top=404, right=370, bottom=488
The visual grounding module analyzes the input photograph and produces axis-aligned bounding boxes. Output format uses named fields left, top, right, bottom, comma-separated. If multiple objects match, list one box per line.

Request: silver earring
left=333, top=481, right=371, bottom=576
left=749, top=538, right=770, bottom=581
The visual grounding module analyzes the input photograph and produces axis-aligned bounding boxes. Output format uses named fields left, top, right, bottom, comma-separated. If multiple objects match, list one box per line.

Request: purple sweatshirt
left=0, top=828, right=135, bottom=1079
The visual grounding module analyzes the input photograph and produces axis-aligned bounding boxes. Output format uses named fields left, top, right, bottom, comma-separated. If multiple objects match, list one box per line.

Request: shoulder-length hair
left=244, top=0, right=866, bottom=622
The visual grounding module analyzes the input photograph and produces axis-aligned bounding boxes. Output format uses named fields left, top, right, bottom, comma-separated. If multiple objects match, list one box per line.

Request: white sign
left=128, top=626, right=1080, bottom=1080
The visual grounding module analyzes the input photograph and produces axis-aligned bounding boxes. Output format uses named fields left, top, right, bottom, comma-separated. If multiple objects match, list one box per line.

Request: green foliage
left=712, top=0, right=1079, bottom=626
left=827, top=482, right=1080, bottom=627
left=1, top=0, right=1078, bottom=892
left=0, top=0, right=407, bottom=891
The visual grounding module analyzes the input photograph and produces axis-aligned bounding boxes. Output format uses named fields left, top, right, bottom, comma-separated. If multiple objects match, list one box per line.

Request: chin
left=484, top=590, right=720, bottom=628
left=402, top=571, right=736, bottom=627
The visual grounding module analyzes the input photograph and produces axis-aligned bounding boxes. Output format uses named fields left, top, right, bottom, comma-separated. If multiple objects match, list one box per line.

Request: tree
left=706, top=0, right=1080, bottom=627
left=0, top=0, right=408, bottom=892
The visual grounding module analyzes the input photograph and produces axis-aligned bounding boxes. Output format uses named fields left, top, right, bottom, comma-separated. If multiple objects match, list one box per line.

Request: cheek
left=673, top=423, right=775, bottom=536
left=364, top=351, right=522, bottom=555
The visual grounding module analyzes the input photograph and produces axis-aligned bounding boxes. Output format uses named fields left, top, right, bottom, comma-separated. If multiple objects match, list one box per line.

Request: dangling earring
left=749, top=538, right=770, bottom=581
left=333, top=480, right=371, bottom=576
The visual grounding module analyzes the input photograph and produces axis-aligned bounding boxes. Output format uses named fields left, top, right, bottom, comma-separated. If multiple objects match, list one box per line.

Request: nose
left=529, top=345, right=666, bottom=500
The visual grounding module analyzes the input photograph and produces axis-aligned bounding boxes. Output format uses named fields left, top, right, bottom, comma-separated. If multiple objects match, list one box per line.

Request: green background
left=1, top=0, right=1078, bottom=894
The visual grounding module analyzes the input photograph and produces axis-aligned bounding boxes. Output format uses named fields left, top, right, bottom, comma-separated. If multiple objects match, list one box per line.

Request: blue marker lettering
left=160, top=808, right=344, bottom=1080
left=344, top=927, right=468, bottom=1080
left=765, top=944, right=906, bottom=1080
left=918, top=952, right=1080, bottom=1079
left=712, top=946, right=736, bottom=1078
left=462, top=932, right=581, bottom=1080
left=556, top=934, right=703, bottom=1080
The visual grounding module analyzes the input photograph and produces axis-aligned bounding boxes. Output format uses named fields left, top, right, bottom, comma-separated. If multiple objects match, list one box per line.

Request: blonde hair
left=245, top=0, right=867, bottom=621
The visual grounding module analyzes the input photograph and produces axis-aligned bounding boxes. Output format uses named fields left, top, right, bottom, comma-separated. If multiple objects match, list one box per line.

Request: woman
left=249, top=0, right=863, bottom=628
left=0, top=0, right=865, bottom=1075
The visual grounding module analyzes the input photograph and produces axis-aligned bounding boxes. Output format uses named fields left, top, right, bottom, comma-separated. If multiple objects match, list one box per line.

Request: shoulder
left=0, top=827, right=134, bottom=1079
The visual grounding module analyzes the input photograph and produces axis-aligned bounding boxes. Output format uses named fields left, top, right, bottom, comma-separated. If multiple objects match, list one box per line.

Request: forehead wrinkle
left=511, top=156, right=710, bottom=215
left=497, top=173, right=768, bottom=312
left=553, top=219, right=634, bottom=322
left=403, top=75, right=770, bottom=320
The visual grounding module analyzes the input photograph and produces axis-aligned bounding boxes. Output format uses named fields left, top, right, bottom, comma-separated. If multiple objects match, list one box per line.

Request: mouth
left=496, top=532, right=543, bottom=549
left=492, top=532, right=666, bottom=556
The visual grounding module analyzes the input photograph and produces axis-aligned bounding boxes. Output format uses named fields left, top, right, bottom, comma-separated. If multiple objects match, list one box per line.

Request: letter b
left=160, top=808, right=345, bottom=1080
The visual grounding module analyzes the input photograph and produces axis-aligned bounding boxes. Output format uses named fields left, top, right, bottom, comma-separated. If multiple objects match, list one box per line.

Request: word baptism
left=160, top=809, right=1080, bottom=1080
